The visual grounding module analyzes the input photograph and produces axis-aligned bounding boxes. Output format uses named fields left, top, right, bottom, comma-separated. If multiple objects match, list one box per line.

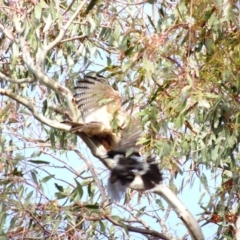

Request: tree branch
left=0, top=71, right=35, bottom=84
left=75, top=132, right=205, bottom=239
left=0, top=88, right=70, bottom=131
left=0, top=23, right=15, bottom=42
left=60, top=35, right=87, bottom=44
left=105, top=215, right=170, bottom=240
left=73, top=149, right=107, bottom=201
left=153, top=184, right=205, bottom=240
left=235, top=215, right=240, bottom=239
left=19, top=38, right=79, bottom=122
left=45, top=0, right=88, bottom=52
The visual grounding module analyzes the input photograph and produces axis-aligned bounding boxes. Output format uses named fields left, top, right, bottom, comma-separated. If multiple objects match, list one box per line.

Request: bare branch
left=0, top=23, right=15, bottom=42
left=0, top=88, right=70, bottom=131
left=153, top=184, right=205, bottom=240
left=0, top=71, right=35, bottom=84
left=60, top=35, right=87, bottom=43
left=74, top=149, right=107, bottom=201
left=105, top=215, right=170, bottom=240
left=235, top=215, right=240, bottom=239
left=74, top=129, right=205, bottom=240
left=45, top=0, right=88, bottom=52
left=19, top=38, right=79, bottom=121
left=63, top=0, right=78, bottom=15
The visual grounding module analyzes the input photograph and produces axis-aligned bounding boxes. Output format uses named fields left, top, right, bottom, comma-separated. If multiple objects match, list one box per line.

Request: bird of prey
left=65, top=75, right=162, bottom=201
left=65, top=75, right=130, bottom=151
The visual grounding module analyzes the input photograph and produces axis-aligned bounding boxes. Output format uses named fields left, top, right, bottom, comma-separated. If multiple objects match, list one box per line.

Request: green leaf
left=136, top=206, right=146, bottom=217
left=147, top=0, right=157, bottom=4
left=110, top=215, right=122, bottom=223
left=137, top=137, right=150, bottom=145
left=87, top=182, right=95, bottom=197
left=122, top=60, right=133, bottom=73
left=26, top=190, right=34, bottom=201
left=175, top=114, right=184, bottom=128
left=41, top=175, right=54, bottom=183
left=18, top=185, right=24, bottom=199
left=50, top=130, right=55, bottom=148
left=110, top=215, right=128, bottom=235
left=54, top=183, right=64, bottom=192
left=156, top=199, right=163, bottom=209
left=29, top=160, right=50, bottom=164
left=124, top=47, right=134, bottom=56
left=0, top=212, right=6, bottom=230
left=125, top=148, right=134, bottom=157
left=85, top=0, right=99, bottom=14
left=70, top=188, right=78, bottom=202
left=147, top=15, right=157, bottom=32
left=42, top=99, right=48, bottom=115
left=34, top=3, right=42, bottom=20
left=198, top=99, right=210, bottom=109
left=74, top=179, right=83, bottom=199
left=99, top=221, right=106, bottom=233
left=0, top=102, right=12, bottom=118
left=60, top=131, right=66, bottom=148
left=9, top=216, right=18, bottom=230
left=99, top=27, right=111, bottom=39
left=43, top=12, right=52, bottom=32
left=83, top=204, right=99, bottom=210
left=13, top=154, right=24, bottom=162
left=11, top=43, right=19, bottom=66
left=180, top=85, right=191, bottom=100
left=31, top=171, right=39, bottom=186
left=55, top=192, right=67, bottom=199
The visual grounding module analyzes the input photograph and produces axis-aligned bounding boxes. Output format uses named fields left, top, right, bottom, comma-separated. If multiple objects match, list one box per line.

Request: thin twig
left=73, top=149, right=107, bottom=201
left=0, top=88, right=70, bottom=131
left=0, top=71, right=35, bottom=84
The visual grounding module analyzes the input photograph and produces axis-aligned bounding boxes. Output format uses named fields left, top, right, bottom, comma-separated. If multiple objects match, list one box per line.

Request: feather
left=74, top=76, right=122, bottom=115
left=106, top=148, right=163, bottom=201
left=106, top=125, right=162, bottom=201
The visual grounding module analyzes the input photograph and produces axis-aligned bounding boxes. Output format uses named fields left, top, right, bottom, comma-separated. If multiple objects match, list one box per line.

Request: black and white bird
left=106, top=151, right=163, bottom=201
left=105, top=129, right=163, bottom=201
left=64, top=75, right=163, bottom=200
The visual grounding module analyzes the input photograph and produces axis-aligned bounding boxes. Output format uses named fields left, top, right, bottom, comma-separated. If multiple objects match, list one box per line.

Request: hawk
left=65, top=75, right=129, bottom=151
left=64, top=75, right=162, bottom=201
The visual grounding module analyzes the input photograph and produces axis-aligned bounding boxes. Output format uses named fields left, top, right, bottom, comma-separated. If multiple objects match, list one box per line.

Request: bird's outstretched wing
left=66, top=75, right=127, bottom=150
left=74, top=75, right=124, bottom=129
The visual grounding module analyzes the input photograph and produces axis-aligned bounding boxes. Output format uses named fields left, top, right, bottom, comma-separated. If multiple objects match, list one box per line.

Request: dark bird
left=105, top=127, right=163, bottom=201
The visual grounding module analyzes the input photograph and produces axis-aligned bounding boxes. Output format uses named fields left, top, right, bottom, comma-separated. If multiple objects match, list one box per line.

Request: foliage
left=0, top=0, right=239, bottom=239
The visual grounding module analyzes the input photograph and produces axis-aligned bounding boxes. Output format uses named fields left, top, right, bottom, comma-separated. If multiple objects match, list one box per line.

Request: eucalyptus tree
left=0, top=0, right=239, bottom=239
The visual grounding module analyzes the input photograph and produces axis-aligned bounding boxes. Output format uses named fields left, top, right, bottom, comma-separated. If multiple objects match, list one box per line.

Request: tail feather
left=107, top=181, right=127, bottom=202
